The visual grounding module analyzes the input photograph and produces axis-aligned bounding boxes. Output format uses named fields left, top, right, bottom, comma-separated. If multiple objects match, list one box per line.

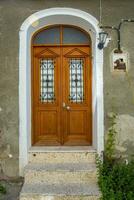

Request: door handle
left=66, top=106, right=70, bottom=110
left=62, top=102, right=70, bottom=110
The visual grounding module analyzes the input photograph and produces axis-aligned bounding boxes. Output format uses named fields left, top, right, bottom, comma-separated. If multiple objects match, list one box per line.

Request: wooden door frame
left=19, top=8, right=105, bottom=176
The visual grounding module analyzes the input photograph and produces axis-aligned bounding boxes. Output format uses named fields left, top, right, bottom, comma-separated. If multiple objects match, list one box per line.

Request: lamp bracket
left=100, top=19, right=134, bottom=51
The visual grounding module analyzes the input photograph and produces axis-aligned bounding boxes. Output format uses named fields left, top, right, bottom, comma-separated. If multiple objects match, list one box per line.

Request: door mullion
left=60, top=46, right=64, bottom=145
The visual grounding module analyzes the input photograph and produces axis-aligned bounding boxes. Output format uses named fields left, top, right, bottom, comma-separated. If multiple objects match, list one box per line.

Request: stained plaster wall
left=0, top=0, right=134, bottom=176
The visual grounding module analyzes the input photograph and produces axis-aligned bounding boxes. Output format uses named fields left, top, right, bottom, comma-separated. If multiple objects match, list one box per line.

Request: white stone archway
left=19, top=7, right=104, bottom=175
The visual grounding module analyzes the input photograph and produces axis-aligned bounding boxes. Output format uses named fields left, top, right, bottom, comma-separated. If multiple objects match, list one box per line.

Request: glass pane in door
left=40, top=59, right=55, bottom=102
left=69, top=58, right=84, bottom=103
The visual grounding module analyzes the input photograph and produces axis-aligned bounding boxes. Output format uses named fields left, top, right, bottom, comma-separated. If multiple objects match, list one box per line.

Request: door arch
left=19, top=8, right=104, bottom=175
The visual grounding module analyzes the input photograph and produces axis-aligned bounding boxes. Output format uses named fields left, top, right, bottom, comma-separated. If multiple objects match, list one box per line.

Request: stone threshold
left=29, top=146, right=96, bottom=153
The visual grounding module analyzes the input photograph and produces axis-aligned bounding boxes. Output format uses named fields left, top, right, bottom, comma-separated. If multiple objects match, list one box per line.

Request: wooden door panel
left=62, top=47, right=92, bottom=145
left=40, top=111, right=58, bottom=135
left=67, top=111, right=85, bottom=135
left=34, top=111, right=59, bottom=135
left=32, top=46, right=92, bottom=146
left=63, top=110, right=91, bottom=145
left=32, top=47, right=61, bottom=145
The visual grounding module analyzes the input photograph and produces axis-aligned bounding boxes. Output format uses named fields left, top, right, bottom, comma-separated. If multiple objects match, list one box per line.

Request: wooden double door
left=32, top=45, right=92, bottom=146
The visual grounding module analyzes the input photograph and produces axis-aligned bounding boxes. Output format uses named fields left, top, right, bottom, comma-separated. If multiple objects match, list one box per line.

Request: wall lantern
left=98, top=32, right=108, bottom=50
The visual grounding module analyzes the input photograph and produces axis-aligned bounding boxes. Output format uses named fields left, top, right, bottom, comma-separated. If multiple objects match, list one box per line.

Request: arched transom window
left=32, top=25, right=91, bottom=45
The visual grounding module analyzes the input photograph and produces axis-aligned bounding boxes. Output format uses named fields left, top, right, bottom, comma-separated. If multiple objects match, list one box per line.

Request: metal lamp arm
left=100, top=19, right=134, bottom=52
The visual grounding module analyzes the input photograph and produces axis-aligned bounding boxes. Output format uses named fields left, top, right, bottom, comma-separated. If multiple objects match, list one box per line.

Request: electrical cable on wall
left=99, top=1, right=134, bottom=51
left=100, top=19, right=134, bottom=52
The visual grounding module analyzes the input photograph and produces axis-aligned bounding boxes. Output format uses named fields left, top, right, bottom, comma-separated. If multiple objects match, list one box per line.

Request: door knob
left=66, top=106, right=70, bottom=110
left=62, top=103, right=70, bottom=110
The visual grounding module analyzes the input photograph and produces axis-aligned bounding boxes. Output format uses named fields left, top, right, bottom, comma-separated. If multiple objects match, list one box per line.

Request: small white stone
left=8, top=154, right=13, bottom=158
left=125, top=159, right=129, bottom=165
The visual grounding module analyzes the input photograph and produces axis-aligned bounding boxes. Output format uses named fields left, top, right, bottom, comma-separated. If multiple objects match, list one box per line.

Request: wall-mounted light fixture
left=98, top=31, right=108, bottom=50
left=100, top=19, right=134, bottom=52
left=98, top=1, right=134, bottom=51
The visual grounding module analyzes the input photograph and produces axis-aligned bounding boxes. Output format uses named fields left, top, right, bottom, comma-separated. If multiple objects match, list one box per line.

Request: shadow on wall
left=114, top=114, right=134, bottom=160
left=0, top=130, right=18, bottom=178
left=116, top=140, right=134, bottom=161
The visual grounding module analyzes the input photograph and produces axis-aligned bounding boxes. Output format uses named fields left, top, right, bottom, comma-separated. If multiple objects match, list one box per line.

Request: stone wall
left=0, top=0, right=134, bottom=176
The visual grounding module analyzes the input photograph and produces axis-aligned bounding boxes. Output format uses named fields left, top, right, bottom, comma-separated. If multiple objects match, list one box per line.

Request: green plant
left=97, top=158, right=134, bottom=200
left=0, top=183, right=6, bottom=194
left=105, top=113, right=117, bottom=161
left=96, top=113, right=134, bottom=199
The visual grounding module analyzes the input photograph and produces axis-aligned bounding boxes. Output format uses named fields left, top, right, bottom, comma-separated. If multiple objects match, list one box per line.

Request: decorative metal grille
left=69, top=58, right=84, bottom=103
left=40, top=59, right=55, bottom=102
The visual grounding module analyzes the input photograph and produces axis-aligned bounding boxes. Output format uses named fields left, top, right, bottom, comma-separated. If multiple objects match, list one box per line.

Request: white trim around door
left=19, top=7, right=104, bottom=176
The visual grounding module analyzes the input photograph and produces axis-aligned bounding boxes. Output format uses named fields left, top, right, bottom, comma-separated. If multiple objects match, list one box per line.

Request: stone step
left=24, top=163, right=97, bottom=184
left=28, top=148, right=96, bottom=164
left=20, top=183, right=100, bottom=200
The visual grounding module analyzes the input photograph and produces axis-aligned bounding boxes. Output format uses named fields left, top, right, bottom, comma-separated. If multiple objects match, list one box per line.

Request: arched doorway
left=19, top=8, right=104, bottom=175
left=32, top=25, right=92, bottom=146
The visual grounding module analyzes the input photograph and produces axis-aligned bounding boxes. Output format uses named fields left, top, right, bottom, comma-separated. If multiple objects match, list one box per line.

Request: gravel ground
left=0, top=178, right=24, bottom=200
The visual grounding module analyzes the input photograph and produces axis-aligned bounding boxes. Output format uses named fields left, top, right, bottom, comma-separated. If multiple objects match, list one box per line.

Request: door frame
left=19, top=7, right=104, bottom=175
